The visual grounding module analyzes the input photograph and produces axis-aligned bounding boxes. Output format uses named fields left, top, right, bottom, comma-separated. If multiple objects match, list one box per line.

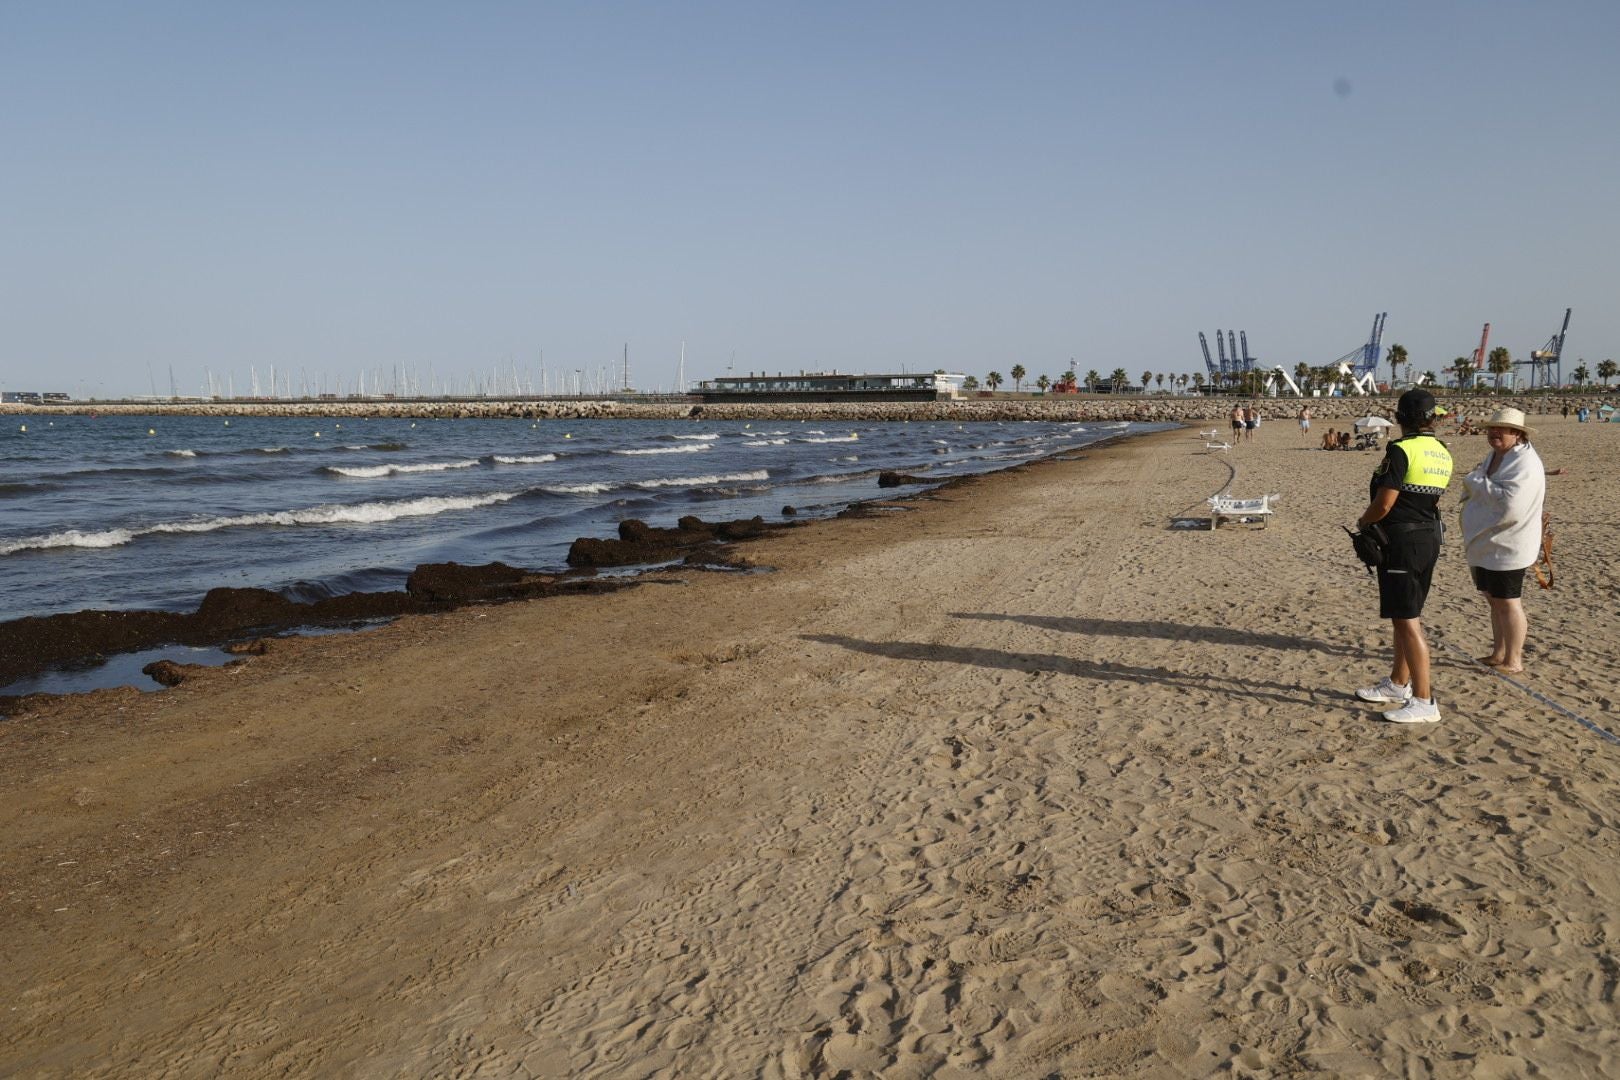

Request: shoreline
left=3, top=420, right=1617, bottom=1075
left=0, top=432, right=1131, bottom=705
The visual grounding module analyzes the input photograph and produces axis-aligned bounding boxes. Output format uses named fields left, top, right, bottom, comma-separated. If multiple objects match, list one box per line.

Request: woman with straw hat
left=1459, top=407, right=1546, bottom=674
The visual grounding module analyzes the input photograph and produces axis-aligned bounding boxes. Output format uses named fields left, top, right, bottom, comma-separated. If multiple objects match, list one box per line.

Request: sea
left=2, top=413, right=1165, bottom=694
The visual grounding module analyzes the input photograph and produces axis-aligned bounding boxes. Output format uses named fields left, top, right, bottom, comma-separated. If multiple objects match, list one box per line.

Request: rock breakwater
left=4, top=394, right=1606, bottom=424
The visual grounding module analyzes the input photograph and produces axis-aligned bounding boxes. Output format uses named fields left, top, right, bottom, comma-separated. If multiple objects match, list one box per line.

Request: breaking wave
left=632, top=469, right=769, bottom=489
left=491, top=453, right=558, bottom=465
left=0, top=492, right=522, bottom=556
left=324, top=459, right=479, bottom=478
left=613, top=444, right=712, bottom=456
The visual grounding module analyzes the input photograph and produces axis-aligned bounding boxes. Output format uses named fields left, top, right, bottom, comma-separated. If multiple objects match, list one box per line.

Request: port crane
left=1319, top=313, right=1386, bottom=395
left=1515, top=308, right=1571, bottom=390
left=1197, top=328, right=1258, bottom=387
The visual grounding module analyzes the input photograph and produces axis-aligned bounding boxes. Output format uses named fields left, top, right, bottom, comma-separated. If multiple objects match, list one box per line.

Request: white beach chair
left=1204, top=441, right=1232, bottom=452
left=1198, top=428, right=1220, bottom=439
left=1208, top=493, right=1279, bottom=530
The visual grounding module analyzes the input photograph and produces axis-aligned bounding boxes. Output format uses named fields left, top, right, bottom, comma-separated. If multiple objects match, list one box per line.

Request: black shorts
left=1472, top=565, right=1527, bottom=600
left=1377, top=528, right=1441, bottom=619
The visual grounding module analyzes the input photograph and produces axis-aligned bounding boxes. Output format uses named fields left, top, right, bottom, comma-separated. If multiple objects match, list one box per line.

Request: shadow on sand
left=801, top=633, right=1334, bottom=711
left=949, top=613, right=1368, bottom=659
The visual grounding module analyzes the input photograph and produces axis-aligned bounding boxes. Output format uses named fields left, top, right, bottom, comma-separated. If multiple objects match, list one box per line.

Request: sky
left=2, top=1, right=1618, bottom=397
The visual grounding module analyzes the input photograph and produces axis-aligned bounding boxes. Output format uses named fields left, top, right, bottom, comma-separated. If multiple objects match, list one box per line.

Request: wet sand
left=3, top=418, right=1618, bottom=1077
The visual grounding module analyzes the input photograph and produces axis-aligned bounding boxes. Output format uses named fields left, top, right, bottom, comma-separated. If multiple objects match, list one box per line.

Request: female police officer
left=1354, top=388, right=1453, bottom=723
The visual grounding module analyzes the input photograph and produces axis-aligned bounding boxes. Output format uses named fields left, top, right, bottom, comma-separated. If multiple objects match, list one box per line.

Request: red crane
left=1471, top=323, right=1491, bottom=369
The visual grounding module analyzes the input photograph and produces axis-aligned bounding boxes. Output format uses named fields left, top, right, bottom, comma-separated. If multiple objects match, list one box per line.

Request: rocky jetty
left=4, top=392, right=1608, bottom=425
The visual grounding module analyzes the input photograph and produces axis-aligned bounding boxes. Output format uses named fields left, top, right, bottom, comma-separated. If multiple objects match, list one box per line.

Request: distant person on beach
left=1354, top=388, right=1453, bottom=724
left=1243, top=406, right=1257, bottom=442
left=1459, top=408, right=1545, bottom=674
left=1298, top=405, right=1311, bottom=439
left=1231, top=404, right=1244, bottom=440
left=1321, top=426, right=1337, bottom=451
left=1562, top=403, right=1570, bottom=419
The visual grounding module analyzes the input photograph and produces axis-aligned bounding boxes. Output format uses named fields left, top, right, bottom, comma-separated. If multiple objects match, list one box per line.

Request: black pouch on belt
left=1344, top=522, right=1387, bottom=571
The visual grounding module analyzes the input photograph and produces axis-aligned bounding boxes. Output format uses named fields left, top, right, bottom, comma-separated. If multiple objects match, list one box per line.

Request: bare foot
left=1475, top=655, right=1505, bottom=667
left=1496, top=666, right=1525, bottom=675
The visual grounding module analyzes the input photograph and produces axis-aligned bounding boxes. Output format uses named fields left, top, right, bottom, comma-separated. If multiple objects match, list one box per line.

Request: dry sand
left=3, top=417, right=1618, bottom=1078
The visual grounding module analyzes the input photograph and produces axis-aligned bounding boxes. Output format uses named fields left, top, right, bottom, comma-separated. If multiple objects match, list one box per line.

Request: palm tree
left=1386, top=344, right=1408, bottom=389
left=1063, top=368, right=1078, bottom=387
left=962, top=374, right=979, bottom=390
left=1010, top=364, right=1026, bottom=392
left=1487, top=346, right=1512, bottom=392
left=1572, top=363, right=1590, bottom=388
left=1110, top=368, right=1129, bottom=393
left=1140, top=370, right=1152, bottom=392
left=1036, top=374, right=1051, bottom=394
left=1155, top=373, right=1164, bottom=391
left=1294, top=362, right=1311, bottom=393
left=1084, top=370, right=1100, bottom=393
left=1178, top=373, right=1189, bottom=393
left=1598, top=359, right=1617, bottom=387
left=985, top=371, right=1003, bottom=392
left=1451, top=356, right=1474, bottom=389
left=1422, top=371, right=1438, bottom=387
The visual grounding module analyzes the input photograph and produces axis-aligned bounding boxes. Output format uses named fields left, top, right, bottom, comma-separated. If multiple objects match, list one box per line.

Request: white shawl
left=1459, top=442, right=1546, bottom=571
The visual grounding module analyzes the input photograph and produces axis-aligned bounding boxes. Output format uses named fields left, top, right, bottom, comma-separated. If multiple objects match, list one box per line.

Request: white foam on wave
left=633, top=469, right=769, bottom=489
left=166, top=449, right=198, bottom=457
left=672, top=433, right=718, bottom=440
left=492, top=453, right=558, bottom=465
left=254, top=447, right=290, bottom=454
left=325, top=459, right=479, bottom=478
left=0, top=528, right=138, bottom=555
left=0, top=492, right=521, bottom=556
left=742, top=438, right=790, bottom=446
left=802, top=435, right=859, bottom=443
left=542, top=482, right=616, bottom=494
left=613, top=443, right=712, bottom=456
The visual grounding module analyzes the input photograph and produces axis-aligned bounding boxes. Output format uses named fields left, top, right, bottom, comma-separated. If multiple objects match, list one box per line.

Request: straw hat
left=1486, top=407, right=1535, bottom=438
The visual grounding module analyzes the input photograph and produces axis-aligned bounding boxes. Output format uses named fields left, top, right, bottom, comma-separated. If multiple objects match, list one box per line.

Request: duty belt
left=1384, top=521, right=1441, bottom=536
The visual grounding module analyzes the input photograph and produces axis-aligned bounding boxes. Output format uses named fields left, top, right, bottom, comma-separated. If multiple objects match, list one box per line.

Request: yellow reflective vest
left=1393, top=432, right=1453, bottom=495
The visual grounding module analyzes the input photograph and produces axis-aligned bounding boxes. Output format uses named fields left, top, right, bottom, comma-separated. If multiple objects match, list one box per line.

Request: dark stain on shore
left=950, top=614, right=1369, bottom=659
left=0, top=512, right=784, bottom=707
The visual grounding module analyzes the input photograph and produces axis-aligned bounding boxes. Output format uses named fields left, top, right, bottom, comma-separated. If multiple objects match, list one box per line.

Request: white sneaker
left=1355, top=677, right=1412, bottom=704
left=1383, top=697, right=1441, bottom=724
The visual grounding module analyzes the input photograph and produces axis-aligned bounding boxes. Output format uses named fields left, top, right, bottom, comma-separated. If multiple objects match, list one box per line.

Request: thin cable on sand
left=1434, top=639, right=1620, bottom=746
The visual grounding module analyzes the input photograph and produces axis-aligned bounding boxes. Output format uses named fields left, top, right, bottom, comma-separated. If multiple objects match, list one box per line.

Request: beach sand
left=3, top=417, right=1618, bottom=1077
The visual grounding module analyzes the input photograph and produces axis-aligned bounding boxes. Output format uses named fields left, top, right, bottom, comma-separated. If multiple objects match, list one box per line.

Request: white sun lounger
left=1208, top=493, right=1279, bottom=529
left=1204, top=441, right=1232, bottom=451
left=1198, top=428, right=1220, bottom=439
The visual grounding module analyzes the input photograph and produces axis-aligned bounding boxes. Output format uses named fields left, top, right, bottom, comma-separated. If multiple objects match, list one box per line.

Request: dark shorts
left=1232, top=420, right=1243, bottom=431
left=1377, top=528, right=1442, bottom=620
left=1472, top=565, right=1527, bottom=600
left=1244, top=420, right=1257, bottom=430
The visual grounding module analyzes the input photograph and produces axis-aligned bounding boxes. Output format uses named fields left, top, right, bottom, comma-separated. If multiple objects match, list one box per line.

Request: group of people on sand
left=1318, top=427, right=1354, bottom=451
left=1228, top=404, right=1262, bottom=442
left=1352, top=389, right=1549, bottom=724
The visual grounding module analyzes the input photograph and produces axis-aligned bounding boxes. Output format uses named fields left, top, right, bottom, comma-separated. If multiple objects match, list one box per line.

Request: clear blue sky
left=3, top=1, right=1617, bottom=396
